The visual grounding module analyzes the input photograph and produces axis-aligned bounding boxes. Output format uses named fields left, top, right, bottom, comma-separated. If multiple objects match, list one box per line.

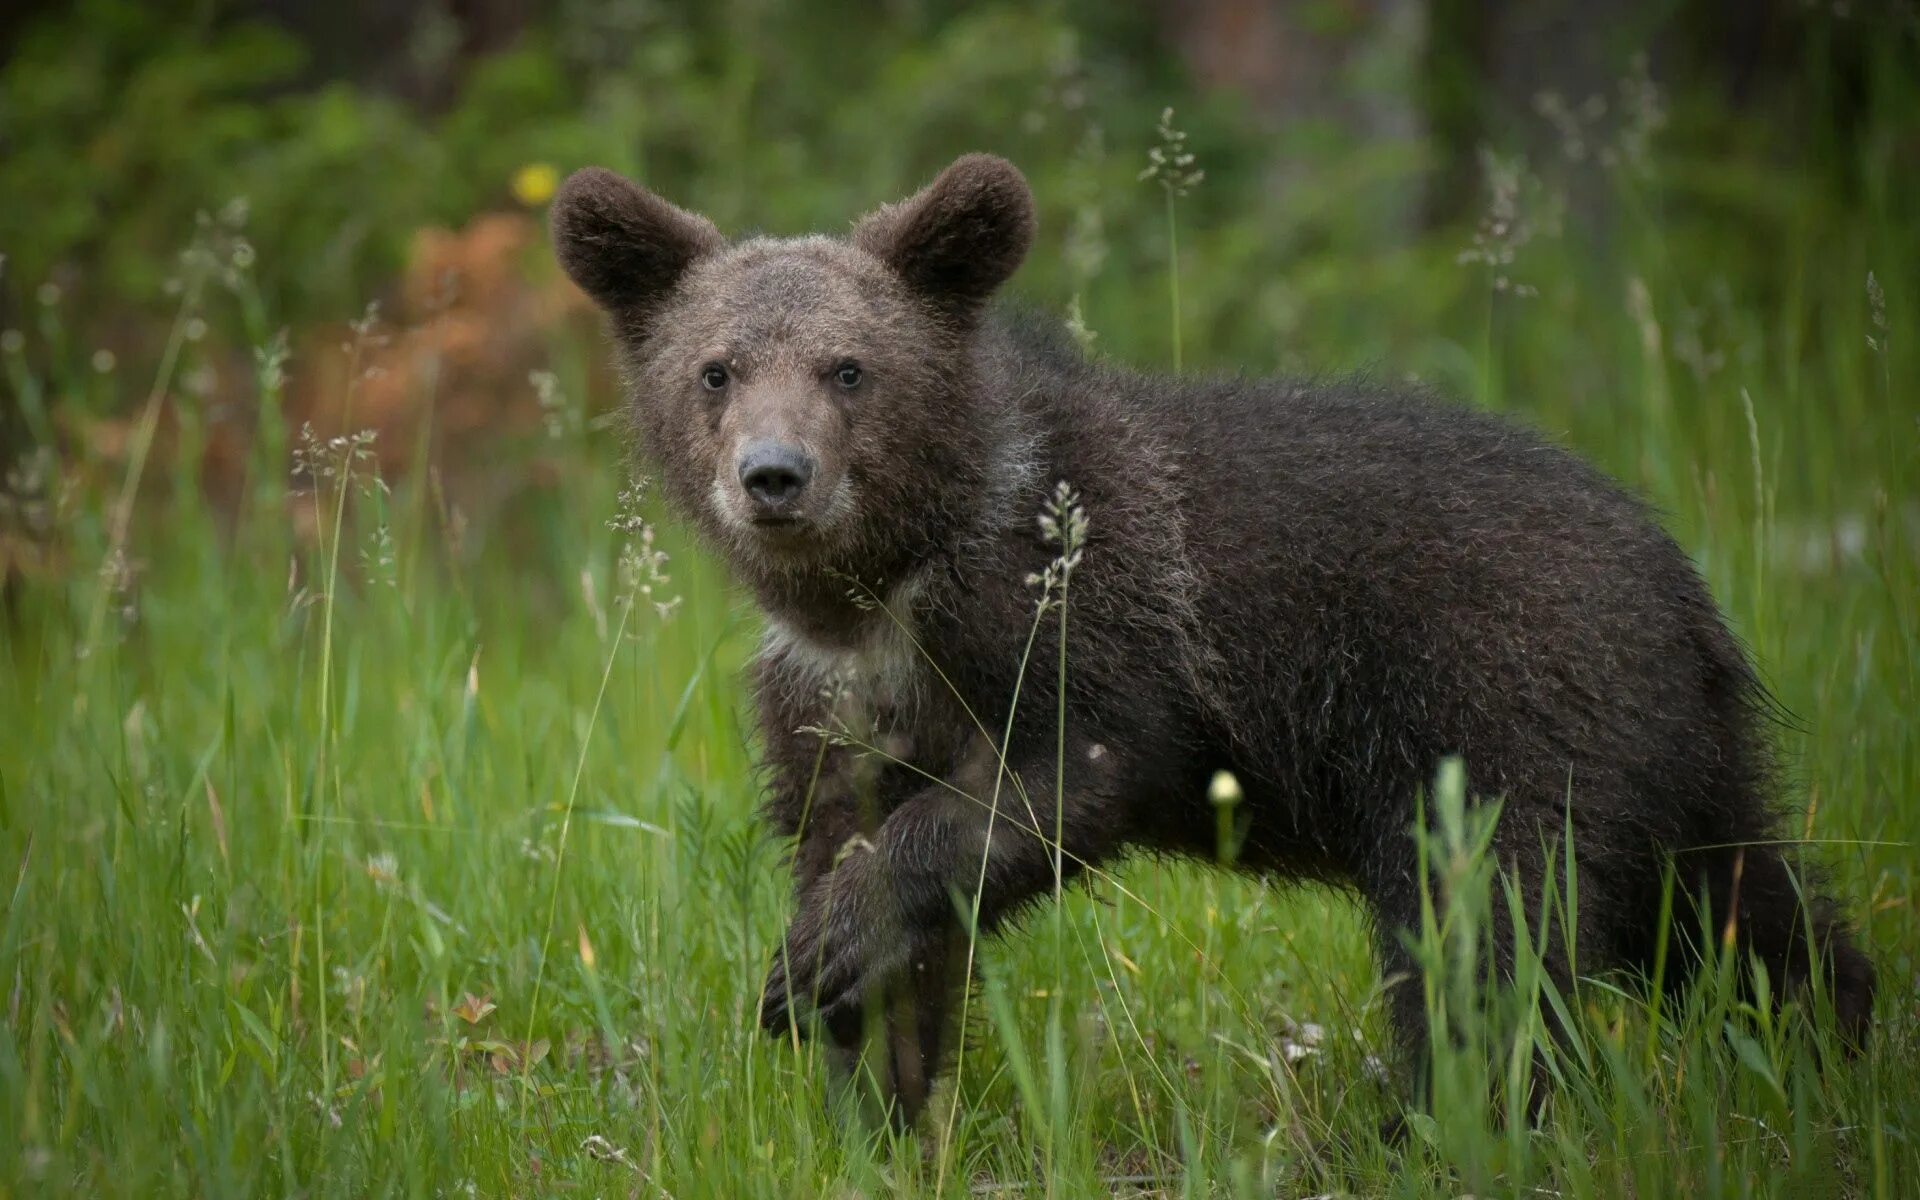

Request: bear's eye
left=833, top=362, right=863, bottom=390
left=700, top=363, right=730, bottom=391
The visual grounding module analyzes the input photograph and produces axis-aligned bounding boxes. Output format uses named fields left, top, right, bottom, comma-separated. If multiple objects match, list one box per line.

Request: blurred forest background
left=2, top=2, right=1917, bottom=1196
left=3, top=0, right=1914, bottom=540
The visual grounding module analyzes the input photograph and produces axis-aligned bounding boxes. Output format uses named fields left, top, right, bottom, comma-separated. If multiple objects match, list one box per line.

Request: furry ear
left=549, top=167, right=724, bottom=320
left=853, top=154, right=1035, bottom=315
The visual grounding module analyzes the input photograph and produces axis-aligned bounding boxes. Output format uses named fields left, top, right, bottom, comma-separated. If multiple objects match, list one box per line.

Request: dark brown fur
left=551, top=154, right=1875, bottom=1125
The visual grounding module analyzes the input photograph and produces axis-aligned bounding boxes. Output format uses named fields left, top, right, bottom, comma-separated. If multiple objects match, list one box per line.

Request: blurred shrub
left=1, top=0, right=1430, bottom=367
left=1, top=0, right=1913, bottom=462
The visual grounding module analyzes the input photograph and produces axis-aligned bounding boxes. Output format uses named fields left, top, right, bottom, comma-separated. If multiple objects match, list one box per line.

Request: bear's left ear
left=550, top=167, right=725, bottom=323
left=853, top=154, right=1035, bottom=317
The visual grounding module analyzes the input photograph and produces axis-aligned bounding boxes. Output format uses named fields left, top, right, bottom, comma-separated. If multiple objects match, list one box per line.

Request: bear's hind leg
left=1362, top=851, right=1588, bottom=1127
left=1675, top=843, right=1875, bottom=1054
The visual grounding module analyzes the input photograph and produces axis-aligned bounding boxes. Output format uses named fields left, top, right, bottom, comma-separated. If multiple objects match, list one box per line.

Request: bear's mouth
left=747, top=513, right=816, bottom=542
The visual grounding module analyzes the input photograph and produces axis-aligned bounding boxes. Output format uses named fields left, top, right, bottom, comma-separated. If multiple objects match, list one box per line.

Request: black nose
left=737, top=441, right=815, bottom=511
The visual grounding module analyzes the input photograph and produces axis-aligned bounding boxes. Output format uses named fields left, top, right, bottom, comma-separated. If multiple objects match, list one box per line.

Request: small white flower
left=365, top=852, right=400, bottom=886
left=1208, top=769, right=1243, bottom=807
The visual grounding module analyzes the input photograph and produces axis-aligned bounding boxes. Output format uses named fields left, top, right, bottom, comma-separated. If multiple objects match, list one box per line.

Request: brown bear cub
left=551, top=154, right=1874, bottom=1124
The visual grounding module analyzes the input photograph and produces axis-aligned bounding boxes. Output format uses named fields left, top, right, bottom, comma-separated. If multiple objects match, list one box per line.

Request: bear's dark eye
left=701, top=363, right=729, bottom=391
left=834, top=362, right=863, bottom=390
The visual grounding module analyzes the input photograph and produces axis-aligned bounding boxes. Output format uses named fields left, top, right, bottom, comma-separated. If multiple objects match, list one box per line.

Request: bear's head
left=550, top=154, right=1035, bottom=597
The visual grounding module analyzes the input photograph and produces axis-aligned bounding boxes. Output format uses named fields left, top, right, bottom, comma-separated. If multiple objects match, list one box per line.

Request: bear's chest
left=763, top=611, right=926, bottom=716
left=759, top=570, right=939, bottom=731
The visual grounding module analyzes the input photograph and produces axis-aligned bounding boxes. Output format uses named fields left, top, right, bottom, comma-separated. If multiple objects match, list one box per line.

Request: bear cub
left=550, top=154, right=1875, bottom=1124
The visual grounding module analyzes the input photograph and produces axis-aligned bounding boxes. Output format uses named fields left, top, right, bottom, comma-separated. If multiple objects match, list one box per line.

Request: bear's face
left=621, top=237, right=944, bottom=560
left=551, top=156, right=1034, bottom=576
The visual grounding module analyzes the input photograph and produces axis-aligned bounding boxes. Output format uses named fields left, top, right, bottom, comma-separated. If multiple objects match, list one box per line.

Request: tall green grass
left=3, top=57, right=1918, bottom=1200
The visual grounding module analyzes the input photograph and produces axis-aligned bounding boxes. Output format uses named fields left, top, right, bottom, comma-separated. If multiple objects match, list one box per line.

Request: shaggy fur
left=550, top=154, right=1875, bottom=1125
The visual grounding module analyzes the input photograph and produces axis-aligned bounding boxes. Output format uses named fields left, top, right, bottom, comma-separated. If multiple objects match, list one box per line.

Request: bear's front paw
left=758, top=851, right=914, bottom=1042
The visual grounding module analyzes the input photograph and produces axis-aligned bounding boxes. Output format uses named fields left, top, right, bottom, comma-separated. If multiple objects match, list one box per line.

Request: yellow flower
left=512, top=162, right=560, bottom=208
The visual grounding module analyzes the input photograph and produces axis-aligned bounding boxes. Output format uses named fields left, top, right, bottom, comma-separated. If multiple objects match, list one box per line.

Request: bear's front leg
left=759, top=741, right=1130, bottom=1125
left=762, top=853, right=970, bottom=1125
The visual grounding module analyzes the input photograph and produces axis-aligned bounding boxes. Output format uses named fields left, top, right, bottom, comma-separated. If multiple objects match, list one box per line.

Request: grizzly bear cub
left=551, top=154, right=1874, bottom=1124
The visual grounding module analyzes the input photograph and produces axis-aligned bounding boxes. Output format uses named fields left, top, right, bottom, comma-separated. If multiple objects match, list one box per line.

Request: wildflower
left=609, top=482, right=681, bottom=624
left=1208, top=769, right=1243, bottom=807
left=1456, top=150, right=1556, bottom=298
left=177, top=199, right=258, bottom=293
left=1277, top=1016, right=1326, bottom=1063
left=292, top=423, right=378, bottom=485
left=1532, top=90, right=1604, bottom=163
left=1867, top=271, right=1888, bottom=353
left=616, top=526, right=680, bottom=623
left=1064, top=294, right=1099, bottom=355
left=1139, top=107, right=1204, bottom=196
left=512, top=162, right=561, bottom=208
left=345, top=300, right=386, bottom=355
left=1611, top=53, right=1666, bottom=173
left=98, top=544, right=142, bottom=628
left=364, top=851, right=401, bottom=888
left=1025, top=480, right=1087, bottom=605
left=360, top=520, right=398, bottom=588
left=256, top=328, right=290, bottom=394
left=581, top=1134, right=638, bottom=1170
left=2, top=448, right=62, bottom=538
left=1141, top=109, right=1202, bottom=369
left=1534, top=54, right=1665, bottom=176
left=530, top=369, right=581, bottom=439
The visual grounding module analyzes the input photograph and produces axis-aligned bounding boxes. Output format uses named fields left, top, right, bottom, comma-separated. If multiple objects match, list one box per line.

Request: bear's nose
left=737, top=441, right=816, bottom=512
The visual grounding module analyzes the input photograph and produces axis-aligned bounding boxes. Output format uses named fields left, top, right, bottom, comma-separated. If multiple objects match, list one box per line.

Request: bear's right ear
left=550, top=167, right=724, bottom=321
